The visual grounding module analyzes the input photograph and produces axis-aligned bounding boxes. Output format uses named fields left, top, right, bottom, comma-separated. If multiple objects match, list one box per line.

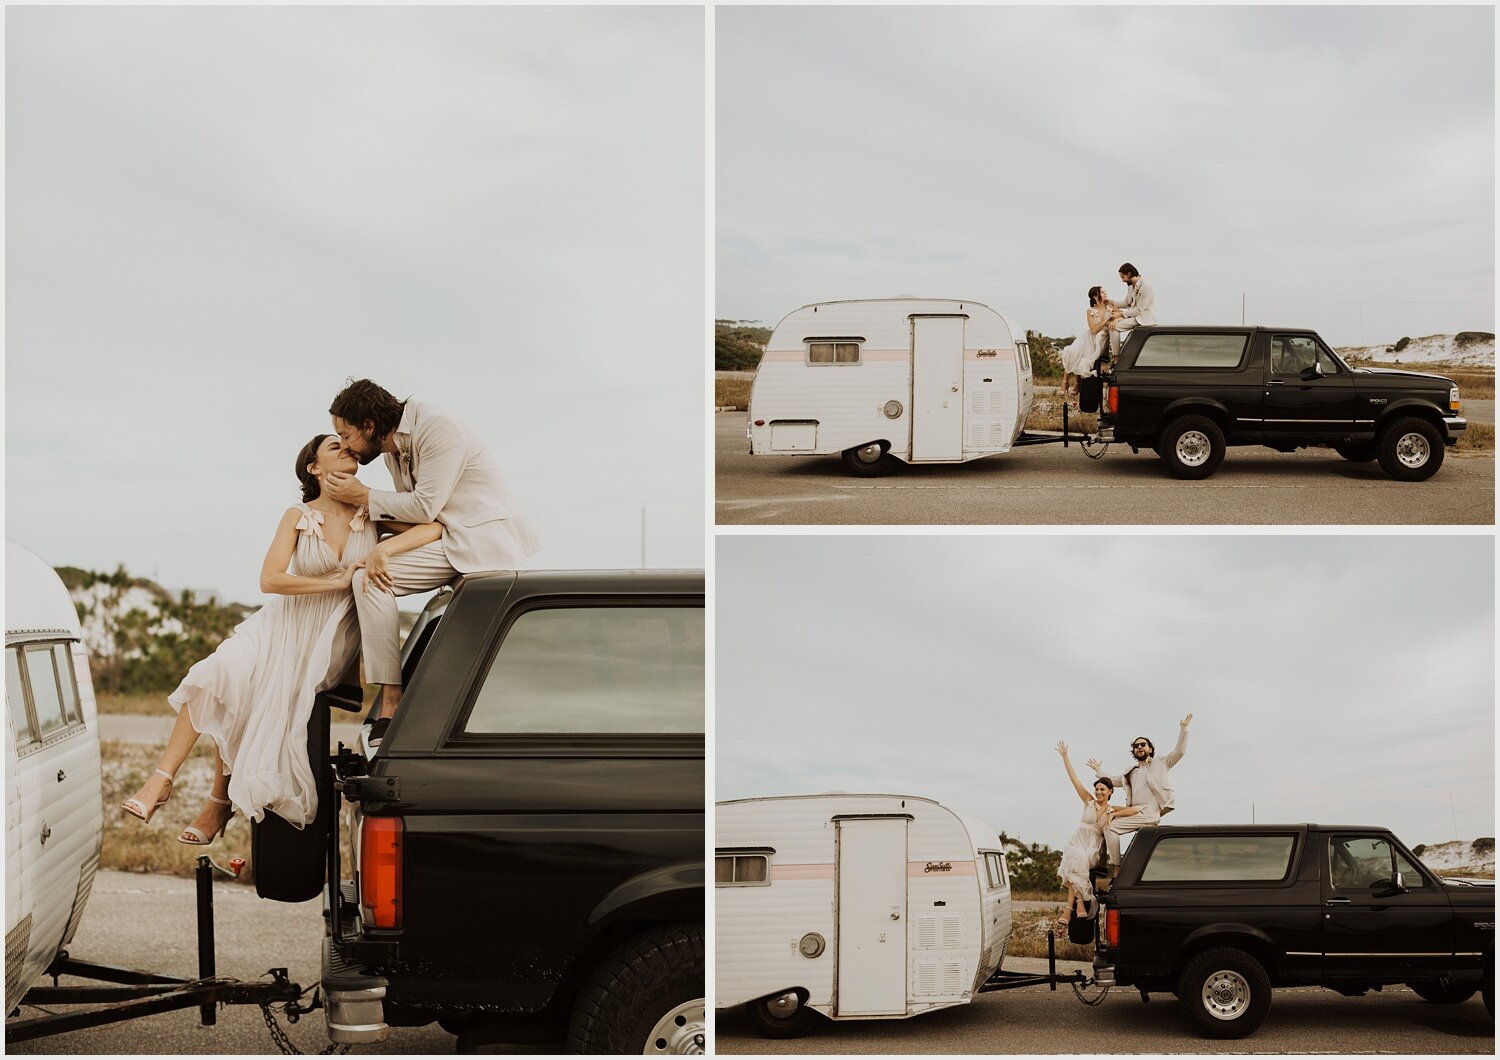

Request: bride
left=121, top=434, right=440, bottom=844
left=1054, top=740, right=1139, bottom=925
left=1058, top=286, right=1119, bottom=404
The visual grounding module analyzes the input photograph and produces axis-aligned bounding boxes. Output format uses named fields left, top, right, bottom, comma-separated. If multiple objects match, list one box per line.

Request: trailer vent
left=915, top=913, right=963, bottom=950
left=913, top=958, right=965, bottom=996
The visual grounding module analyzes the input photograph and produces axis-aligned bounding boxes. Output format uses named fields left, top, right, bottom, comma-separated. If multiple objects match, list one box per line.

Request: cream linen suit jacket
left=1117, top=279, right=1158, bottom=327
left=365, top=401, right=541, bottom=573
left=1104, top=726, right=1187, bottom=815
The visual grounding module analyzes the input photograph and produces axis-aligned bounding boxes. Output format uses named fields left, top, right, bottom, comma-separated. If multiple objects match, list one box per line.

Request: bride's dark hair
left=296, top=434, right=333, bottom=502
left=1088, top=286, right=1104, bottom=306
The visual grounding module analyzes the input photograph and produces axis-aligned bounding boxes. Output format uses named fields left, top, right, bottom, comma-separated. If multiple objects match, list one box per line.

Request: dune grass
left=716, top=377, right=753, bottom=410
left=1006, top=907, right=1094, bottom=962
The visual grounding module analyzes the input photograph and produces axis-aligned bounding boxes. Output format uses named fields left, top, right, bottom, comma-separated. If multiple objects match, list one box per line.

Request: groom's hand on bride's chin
left=325, top=472, right=368, bottom=505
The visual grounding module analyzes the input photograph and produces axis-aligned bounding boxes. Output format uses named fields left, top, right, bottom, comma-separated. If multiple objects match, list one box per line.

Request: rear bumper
left=323, top=936, right=390, bottom=1044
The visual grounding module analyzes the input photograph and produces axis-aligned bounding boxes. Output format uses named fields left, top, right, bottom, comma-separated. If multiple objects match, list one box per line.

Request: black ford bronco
left=1092, top=824, right=1494, bottom=1039
left=1097, top=326, right=1467, bottom=480
left=257, top=569, right=705, bottom=1054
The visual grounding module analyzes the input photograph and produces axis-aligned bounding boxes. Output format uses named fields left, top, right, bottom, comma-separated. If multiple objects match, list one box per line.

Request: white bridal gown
left=1058, top=801, right=1109, bottom=901
left=168, top=503, right=373, bottom=827
left=1059, top=312, right=1108, bottom=378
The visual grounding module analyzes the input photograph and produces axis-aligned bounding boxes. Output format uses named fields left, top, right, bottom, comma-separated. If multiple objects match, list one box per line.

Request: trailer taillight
left=360, top=816, right=403, bottom=929
left=1104, top=908, right=1120, bottom=948
left=1106, top=384, right=1118, bottom=414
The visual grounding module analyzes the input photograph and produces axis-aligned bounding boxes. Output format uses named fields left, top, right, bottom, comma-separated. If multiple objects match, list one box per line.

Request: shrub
left=1393, top=336, right=1411, bottom=352
left=1455, top=331, right=1495, bottom=347
left=1473, top=837, right=1494, bottom=854
left=1008, top=841, right=1064, bottom=893
left=1413, top=844, right=1426, bottom=856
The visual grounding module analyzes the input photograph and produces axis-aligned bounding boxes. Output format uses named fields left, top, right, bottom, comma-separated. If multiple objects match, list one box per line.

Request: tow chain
left=1071, top=978, right=1111, bottom=1006
left=1080, top=436, right=1110, bottom=460
left=259, top=999, right=351, bottom=1055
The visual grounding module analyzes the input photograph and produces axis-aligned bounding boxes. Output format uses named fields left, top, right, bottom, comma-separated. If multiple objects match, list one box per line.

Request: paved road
left=7, top=871, right=464, bottom=1055
left=715, top=413, right=1495, bottom=525
left=98, top=712, right=365, bottom=748
left=715, top=956, right=1494, bottom=1055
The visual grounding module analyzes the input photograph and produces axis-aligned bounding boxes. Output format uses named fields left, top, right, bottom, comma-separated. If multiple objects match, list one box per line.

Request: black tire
left=1178, top=948, right=1272, bottom=1040
left=1334, top=440, right=1378, bottom=463
left=841, top=441, right=898, bottom=477
left=1407, top=980, right=1478, bottom=1004
left=1376, top=416, right=1444, bottom=481
left=1158, top=416, right=1226, bottom=480
left=744, top=992, right=821, bottom=1039
left=566, top=924, right=704, bottom=1054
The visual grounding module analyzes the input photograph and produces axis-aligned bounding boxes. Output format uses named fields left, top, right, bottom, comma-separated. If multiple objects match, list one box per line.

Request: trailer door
left=911, top=315, right=966, bottom=461
left=835, top=815, right=908, bottom=1016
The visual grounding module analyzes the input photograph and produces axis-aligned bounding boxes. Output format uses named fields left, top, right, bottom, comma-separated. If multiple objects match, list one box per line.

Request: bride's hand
left=1056, top=740, right=1068, bottom=756
left=331, top=563, right=359, bottom=591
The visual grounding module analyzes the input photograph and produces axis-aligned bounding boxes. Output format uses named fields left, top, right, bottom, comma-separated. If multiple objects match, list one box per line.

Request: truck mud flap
left=322, top=936, right=389, bottom=1044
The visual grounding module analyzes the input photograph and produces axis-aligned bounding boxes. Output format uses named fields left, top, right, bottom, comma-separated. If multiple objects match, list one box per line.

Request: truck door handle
left=1325, top=897, right=1352, bottom=905
left=1267, top=379, right=1285, bottom=386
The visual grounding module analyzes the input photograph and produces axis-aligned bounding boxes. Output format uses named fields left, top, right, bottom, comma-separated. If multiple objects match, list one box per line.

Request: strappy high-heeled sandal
left=121, top=768, right=175, bottom=823
left=177, top=794, right=234, bottom=846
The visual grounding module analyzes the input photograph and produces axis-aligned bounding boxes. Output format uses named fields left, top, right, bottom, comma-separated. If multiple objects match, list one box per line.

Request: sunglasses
left=1131, top=742, right=1150, bottom=749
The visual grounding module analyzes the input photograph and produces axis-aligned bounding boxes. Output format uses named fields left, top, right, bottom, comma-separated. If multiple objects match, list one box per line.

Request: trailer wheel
left=745, top=991, right=821, bottom=1039
left=566, top=924, right=704, bottom=1054
left=1406, top=980, right=1478, bottom=1004
left=841, top=442, right=897, bottom=477
left=1376, top=416, right=1444, bottom=481
left=1178, top=948, right=1271, bottom=1039
left=1158, top=416, right=1225, bottom=479
left=1334, top=440, right=1378, bottom=463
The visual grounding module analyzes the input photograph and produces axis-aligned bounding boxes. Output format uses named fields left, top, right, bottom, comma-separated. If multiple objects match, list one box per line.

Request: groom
left=1088, top=712, right=1191, bottom=874
left=324, top=379, right=541, bottom=745
left=1108, top=262, right=1157, bottom=356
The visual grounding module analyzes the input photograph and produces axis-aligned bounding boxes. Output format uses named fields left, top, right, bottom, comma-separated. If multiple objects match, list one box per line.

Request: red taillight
left=360, top=816, right=404, bottom=929
left=1106, top=385, right=1118, bottom=414
left=1104, top=908, right=1120, bottom=948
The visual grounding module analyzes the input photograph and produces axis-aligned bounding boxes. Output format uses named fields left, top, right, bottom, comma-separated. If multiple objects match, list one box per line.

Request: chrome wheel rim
left=1202, top=969, right=1250, bottom=1021
left=645, top=999, right=706, bottom=1054
left=1395, top=432, right=1430, bottom=468
left=1175, top=430, right=1211, bottom=467
left=853, top=443, right=884, bottom=465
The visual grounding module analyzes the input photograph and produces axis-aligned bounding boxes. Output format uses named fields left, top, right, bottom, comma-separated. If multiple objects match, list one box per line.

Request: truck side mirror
left=1372, top=870, right=1407, bottom=897
left=1300, top=364, right=1323, bottom=382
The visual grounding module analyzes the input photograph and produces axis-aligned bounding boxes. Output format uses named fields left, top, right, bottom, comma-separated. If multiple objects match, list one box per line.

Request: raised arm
left=259, top=509, right=356, bottom=596
left=1086, top=757, right=1126, bottom=789
left=1164, top=713, right=1192, bottom=768
left=1056, top=742, right=1092, bottom=803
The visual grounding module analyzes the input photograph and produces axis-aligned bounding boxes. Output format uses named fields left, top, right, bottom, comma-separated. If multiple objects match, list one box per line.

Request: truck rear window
left=1133, top=333, right=1247, bottom=369
left=1139, top=834, right=1296, bottom=882
left=463, top=604, right=704, bottom=735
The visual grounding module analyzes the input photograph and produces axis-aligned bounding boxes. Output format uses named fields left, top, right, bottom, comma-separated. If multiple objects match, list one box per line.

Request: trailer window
left=807, top=341, right=861, bottom=365
left=1017, top=341, right=1031, bottom=372
left=715, top=853, right=770, bottom=886
left=7, top=648, right=33, bottom=747
left=24, top=644, right=70, bottom=737
left=983, top=852, right=1008, bottom=890
left=1139, top=834, right=1296, bottom=882
left=464, top=605, right=704, bottom=736
left=1134, top=333, right=1247, bottom=369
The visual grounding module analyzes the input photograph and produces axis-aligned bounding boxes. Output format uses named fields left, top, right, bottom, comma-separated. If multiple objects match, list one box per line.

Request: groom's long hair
left=330, top=379, right=406, bottom=441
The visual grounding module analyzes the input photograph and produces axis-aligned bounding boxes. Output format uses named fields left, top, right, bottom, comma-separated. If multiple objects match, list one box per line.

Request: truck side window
left=1133, top=333, right=1247, bottom=368
left=1392, top=847, right=1430, bottom=889
left=1271, top=336, right=1338, bottom=377
left=464, top=605, right=704, bottom=735
left=1329, top=836, right=1403, bottom=890
left=1138, top=834, right=1296, bottom=882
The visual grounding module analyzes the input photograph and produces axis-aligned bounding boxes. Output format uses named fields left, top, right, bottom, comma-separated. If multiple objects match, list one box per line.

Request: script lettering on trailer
left=923, top=861, right=953, bottom=873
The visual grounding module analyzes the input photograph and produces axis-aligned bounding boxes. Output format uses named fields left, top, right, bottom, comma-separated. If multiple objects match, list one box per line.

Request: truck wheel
left=841, top=442, right=897, bottom=477
left=1159, top=416, right=1225, bottom=479
left=1406, top=980, right=1478, bottom=1004
left=566, top=924, right=705, bottom=1054
left=1334, top=441, right=1378, bottom=463
left=745, top=991, right=820, bottom=1039
left=1178, top=948, right=1271, bottom=1039
left=1376, top=416, right=1444, bottom=481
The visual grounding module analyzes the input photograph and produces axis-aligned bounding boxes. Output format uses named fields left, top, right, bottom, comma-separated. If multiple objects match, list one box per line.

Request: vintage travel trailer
left=747, top=298, right=1035, bottom=475
left=716, top=793, right=1013, bottom=1037
left=5, top=542, right=104, bottom=1007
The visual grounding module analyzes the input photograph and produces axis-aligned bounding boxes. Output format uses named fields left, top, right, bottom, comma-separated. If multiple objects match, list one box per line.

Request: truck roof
left=1148, top=823, right=1396, bottom=833
left=1131, top=325, right=1318, bottom=334
left=456, top=569, right=704, bottom=594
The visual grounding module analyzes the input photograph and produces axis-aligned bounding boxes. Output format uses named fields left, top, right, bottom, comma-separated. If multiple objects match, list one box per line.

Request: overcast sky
left=718, top=6, right=1495, bottom=347
left=717, top=535, right=1495, bottom=851
left=7, top=6, right=704, bottom=604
